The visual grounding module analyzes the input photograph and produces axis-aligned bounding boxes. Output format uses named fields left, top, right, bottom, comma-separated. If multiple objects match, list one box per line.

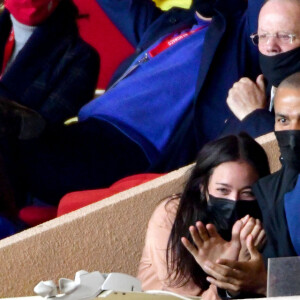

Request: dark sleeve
left=217, top=288, right=265, bottom=299
left=244, top=0, right=265, bottom=78
left=220, top=109, right=274, bottom=139
left=215, top=0, right=263, bottom=19
left=246, top=0, right=265, bottom=35
left=39, top=41, right=100, bottom=124
left=253, top=169, right=299, bottom=261
left=95, top=0, right=163, bottom=46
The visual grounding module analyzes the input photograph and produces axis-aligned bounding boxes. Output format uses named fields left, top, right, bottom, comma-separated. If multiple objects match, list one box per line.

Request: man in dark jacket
left=0, top=0, right=100, bottom=124
left=0, top=0, right=265, bottom=207
left=253, top=72, right=300, bottom=259
left=222, top=0, right=300, bottom=138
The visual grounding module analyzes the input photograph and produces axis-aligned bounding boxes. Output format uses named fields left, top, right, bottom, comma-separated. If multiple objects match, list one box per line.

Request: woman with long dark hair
left=138, top=133, right=270, bottom=297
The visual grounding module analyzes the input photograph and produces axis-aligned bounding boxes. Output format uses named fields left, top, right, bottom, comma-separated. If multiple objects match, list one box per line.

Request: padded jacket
left=0, top=0, right=100, bottom=124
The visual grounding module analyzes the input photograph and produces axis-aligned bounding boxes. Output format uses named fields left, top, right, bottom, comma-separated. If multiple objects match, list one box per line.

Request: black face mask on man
left=275, top=130, right=300, bottom=171
left=207, top=194, right=261, bottom=241
left=192, top=0, right=216, bottom=17
left=259, top=46, right=300, bottom=87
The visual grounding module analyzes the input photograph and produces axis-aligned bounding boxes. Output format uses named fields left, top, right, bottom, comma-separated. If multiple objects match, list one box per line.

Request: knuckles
left=231, top=283, right=242, bottom=292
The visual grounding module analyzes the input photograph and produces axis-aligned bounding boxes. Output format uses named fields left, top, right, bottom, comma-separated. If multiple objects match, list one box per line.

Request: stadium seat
left=18, top=173, right=163, bottom=226
left=57, top=173, right=164, bottom=216
left=73, top=0, right=135, bottom=89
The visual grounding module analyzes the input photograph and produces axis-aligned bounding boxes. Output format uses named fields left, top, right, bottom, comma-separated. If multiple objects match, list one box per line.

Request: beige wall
left=256, top=132, right=281, bottom=173
left=0, top=166, right=192, bottom=297
left=0, top=133, right=280, bottom=298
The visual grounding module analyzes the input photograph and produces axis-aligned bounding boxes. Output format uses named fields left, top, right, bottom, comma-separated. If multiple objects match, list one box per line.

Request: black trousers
left=3, top=118, right=150, bottom=206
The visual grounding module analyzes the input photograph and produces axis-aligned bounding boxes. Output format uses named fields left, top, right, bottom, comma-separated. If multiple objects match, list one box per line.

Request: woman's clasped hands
left=181, top=215, right=267, bottom=296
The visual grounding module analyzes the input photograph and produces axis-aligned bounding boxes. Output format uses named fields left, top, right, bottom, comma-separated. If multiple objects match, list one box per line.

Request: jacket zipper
left=107, top=53, right=149, bottom=91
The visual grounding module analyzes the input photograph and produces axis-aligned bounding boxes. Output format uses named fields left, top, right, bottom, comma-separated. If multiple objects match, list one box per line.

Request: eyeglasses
left=250, top=32, right=297, bottom=46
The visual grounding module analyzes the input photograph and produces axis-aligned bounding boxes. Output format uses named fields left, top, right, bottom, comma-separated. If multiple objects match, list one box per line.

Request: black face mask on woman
left=207, top=194, right=262, bottom=241
left=259, top=47, right=300, bottom=87
left=275, top=130, right=300, bottom=171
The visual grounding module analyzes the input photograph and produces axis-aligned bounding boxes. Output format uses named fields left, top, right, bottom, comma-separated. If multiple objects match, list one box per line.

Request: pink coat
left=137, top=197, right=220, bottom=299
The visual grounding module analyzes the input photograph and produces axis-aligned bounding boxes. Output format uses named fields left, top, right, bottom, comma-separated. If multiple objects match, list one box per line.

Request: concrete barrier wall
left=0, top=133, right=280, bottom=297
left=0, top=166, right=192, bottom=297
left=256, top=132, right=281, bottom=173
left=2, top=294, right=300, bottom=300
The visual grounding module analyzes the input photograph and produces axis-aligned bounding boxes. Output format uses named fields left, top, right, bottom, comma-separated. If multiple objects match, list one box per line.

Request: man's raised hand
left=227, top=74, right=267, bottom=120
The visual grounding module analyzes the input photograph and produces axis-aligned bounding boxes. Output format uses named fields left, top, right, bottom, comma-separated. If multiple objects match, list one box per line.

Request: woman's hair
left=166, top=132, right=270, bottom=290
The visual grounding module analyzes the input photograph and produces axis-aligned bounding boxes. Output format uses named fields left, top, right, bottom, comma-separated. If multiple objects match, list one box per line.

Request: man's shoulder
left=257, top=166, right=298, bottom=186
left=134, top=8, right=197, bottom=51
left=254, top=166, right=299, bottom=208
left=69, top=36, right=100, bottom=60
left=256, top=168, right=284, bottom=185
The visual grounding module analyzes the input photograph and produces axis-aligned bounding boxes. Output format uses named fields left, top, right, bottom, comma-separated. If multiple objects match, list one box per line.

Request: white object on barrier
left=34, top=270, right=142, bottom=300
left=101, top=273, right=142, bottom=292
left=34, top=281, right=57, bottom=298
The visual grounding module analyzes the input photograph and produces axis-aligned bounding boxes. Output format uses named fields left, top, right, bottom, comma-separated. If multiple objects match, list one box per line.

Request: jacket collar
left=194, top=10, right=226, bottom=98
left=138, top=8, right=197, bottom=51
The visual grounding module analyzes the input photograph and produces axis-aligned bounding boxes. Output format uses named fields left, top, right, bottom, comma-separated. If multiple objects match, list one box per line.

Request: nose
left=229, top=192, right=239, bottom=201
left=265, top=36, right=282, bottom=54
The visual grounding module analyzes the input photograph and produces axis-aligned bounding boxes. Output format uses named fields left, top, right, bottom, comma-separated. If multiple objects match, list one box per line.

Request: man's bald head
left=277, top=72, right=300, bottom=90
left=258, top=0, right=300, bottom=55
left=264, top=0, right=300, bottom=5
left=274, top=72, right=300, bottom=131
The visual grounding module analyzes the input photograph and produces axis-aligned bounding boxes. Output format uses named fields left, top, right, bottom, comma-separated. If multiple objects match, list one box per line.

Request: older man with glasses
left=222, top=0, right=300, bottom=138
